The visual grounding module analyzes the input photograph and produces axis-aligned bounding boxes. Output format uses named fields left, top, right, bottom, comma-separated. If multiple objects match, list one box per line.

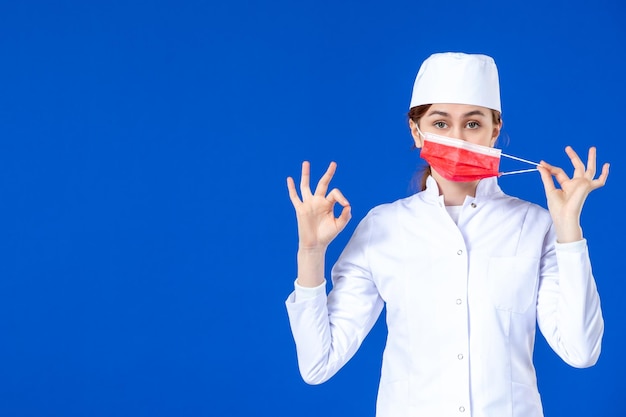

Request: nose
left=450, top=126, right=466, bottom=141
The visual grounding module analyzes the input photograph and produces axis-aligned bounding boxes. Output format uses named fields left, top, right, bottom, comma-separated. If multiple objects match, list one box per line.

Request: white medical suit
left=285, top=176, right=603, bottom=417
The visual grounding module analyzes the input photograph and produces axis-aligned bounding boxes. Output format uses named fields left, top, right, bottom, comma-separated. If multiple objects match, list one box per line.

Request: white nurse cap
left=409, top=52, right=501, bottom=113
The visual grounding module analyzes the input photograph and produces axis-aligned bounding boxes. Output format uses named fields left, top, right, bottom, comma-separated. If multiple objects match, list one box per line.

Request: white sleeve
left=536, top=235, right=604, bottom=368
left=292, top=279, right=326, bottom=301
left=285, top=214, right=384, bottom=384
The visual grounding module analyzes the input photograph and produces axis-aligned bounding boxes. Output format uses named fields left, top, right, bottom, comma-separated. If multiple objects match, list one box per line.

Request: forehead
left=426, top=103, right=491, bottom=117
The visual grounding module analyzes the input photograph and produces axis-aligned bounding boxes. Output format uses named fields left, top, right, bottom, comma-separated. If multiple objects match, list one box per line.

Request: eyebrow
left=426, top=110, right=487, bottom=118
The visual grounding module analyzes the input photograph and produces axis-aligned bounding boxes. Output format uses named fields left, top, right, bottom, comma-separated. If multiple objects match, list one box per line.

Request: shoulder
left=363, top=193, right=422, bottom=221
left=347, top=194, right=424, bottom=238
left=343, top=194, right=424, bottom=250
left=494, top=192, right=552, bottom=224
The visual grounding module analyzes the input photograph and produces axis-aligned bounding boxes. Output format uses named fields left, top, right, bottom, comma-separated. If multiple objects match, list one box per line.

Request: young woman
left=285, top=52, right=609, bottom=417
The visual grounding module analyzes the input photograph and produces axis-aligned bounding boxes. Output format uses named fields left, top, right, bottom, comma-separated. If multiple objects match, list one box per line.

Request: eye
left=466, top=121, right=480, bottom=129
left=434, top=121, right=447, bottom=129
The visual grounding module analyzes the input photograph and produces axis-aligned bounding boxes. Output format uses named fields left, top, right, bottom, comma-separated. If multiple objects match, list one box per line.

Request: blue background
left=0, top=0, right=624, bottom=416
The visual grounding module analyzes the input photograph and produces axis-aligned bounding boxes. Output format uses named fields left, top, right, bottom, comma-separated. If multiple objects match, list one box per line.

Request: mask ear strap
left=413, top=124, right=426, bottom=148
left=498, top=153, right=541, bottom=176
left=415, top=124, right=426, bottom=139
left=500, top=153, right=540, bottom=166
left=499, top=168, right=538, bottom=176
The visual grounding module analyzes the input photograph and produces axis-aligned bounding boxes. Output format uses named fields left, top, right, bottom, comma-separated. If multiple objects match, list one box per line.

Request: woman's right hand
left=287, top=161, right=351, bottom=251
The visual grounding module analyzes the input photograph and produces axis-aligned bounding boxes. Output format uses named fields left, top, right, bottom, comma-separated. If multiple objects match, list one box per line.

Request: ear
left=491, top=119, right=503, bottom=147
left=409, top=119, right=423, bottom=148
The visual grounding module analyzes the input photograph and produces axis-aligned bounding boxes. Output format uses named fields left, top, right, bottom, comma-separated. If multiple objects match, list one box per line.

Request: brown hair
left=407, top=105, right=502, bottom=192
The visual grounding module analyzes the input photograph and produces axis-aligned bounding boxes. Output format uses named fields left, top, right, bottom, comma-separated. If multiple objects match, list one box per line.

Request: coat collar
left=420, top=175, right=504, bottom=205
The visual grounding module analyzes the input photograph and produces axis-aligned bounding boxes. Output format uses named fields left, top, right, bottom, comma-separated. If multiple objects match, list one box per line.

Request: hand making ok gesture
left=287, top=161, right=352, bottom=251
left=538, top=146, right=610, bottom=243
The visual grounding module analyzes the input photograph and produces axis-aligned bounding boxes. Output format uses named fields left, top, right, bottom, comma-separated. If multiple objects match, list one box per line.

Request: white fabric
left=285, top=176, right=603, bottom=417
left=445, top=205, right=462, bottom=224
left=409, top=52, right=502, bottom=112
left=293, top=279, right=326, bottom=301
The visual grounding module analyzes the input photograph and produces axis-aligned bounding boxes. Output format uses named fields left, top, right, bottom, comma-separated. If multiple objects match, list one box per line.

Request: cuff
left=294, top=279, right=327, bottom=301
left=555, top=238, right=587, bottom=253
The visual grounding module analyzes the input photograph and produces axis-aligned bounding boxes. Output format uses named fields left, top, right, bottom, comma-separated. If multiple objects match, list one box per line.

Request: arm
left=536, top=234, right=603, bottom=368
left=284, top=162, right=382, bottom=384
left=536, top=146, right=609, bottom=367
left=286, top=218, right=384, bottom=384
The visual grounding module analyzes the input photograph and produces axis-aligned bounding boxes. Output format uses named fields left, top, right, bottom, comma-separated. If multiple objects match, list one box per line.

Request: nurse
left=285, top=52, right=609, bottom=417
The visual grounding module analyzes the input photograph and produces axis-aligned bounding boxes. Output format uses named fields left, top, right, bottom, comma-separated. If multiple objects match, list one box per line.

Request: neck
left=430, top=170, right=479, bottom=206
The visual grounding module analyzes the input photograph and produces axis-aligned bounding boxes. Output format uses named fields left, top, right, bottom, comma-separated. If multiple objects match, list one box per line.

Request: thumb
left=336, top=206, right=352, bottom=233
left=537, top=164, right=556, bottom=193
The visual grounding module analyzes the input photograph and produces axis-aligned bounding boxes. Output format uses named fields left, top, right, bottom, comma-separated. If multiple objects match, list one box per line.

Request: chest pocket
left=487, top=256, right=540, bottom=314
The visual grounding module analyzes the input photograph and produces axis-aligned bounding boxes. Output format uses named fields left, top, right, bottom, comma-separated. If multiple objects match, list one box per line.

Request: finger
left=585, top=146, right=597, bottom=180
left=584, top=147, right=597, bottom=179
left=300, top=161, right=313, bottom=198
left=564, top=146, right=586, bottom=175
left=286, top=176, right=302, bottom=207
left=538, top=160, right=554, bottom=172
left=540, top=162, right=570, bottom=186
left=537, top=163, right=557, bottom=193
left=326, top=187, right=350, bottom=207
left=590, top=162, right=610, bottom=190
left=314, top=161, right=337, bottom=196
left=336, top=205, right=352, bottom=233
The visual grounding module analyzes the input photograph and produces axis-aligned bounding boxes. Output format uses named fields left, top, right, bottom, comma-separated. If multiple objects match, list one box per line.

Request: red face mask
left=419, top=131, right=540, bottom=182
left=419, top=132, right=501, bottom=182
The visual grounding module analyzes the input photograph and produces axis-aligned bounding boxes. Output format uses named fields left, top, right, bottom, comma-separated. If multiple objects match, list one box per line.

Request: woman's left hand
left=538, top=146, right=609, bottom=243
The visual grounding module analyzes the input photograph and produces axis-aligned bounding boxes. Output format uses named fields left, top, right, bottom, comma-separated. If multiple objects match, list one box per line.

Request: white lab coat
left=285, top=176, right=603, bottom=417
